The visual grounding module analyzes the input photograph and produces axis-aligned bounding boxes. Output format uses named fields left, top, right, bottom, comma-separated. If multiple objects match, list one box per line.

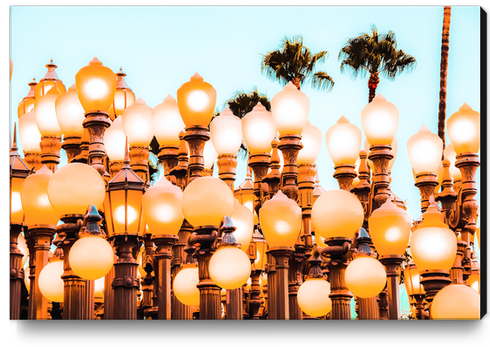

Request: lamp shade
left=35, top=88, right=62, bottom=136
left=177, top=73, right=216, bottom=127
left=325, top=116, right=362, bottom=166
left=242, top=103, right=276, bottom=154
left=210, top=107, right=243, bottom=155
left=55, top=84, right=85, bottom=138
left=47, top=163, right=106, bottom=216
left=10, top=175, right=25, bottom=225
left=69, top=235, right=114, bottom=280
left=35, top=60, right=66, bottom=99
left=410, top=204, right=457, bottom=272
left=230, top=199, right=254, bottom=251
left=142, top=175, right=184, bottom=236
left=108, top=68, right=135, bottom=120
left=403, top=261, right=425, bottom=296
left=345, top=256, right=387, bottom=298
left=18, top=79, right=37, bottom=119
left=407, top=125, right=443, bottom=174
left=38, top=260, right=64, bottom=302
left=447, top=103, right=480, bottom=154
left=182, top=176, right=234, bottom=227
left=202, top=138, right=217, bottom=170
left=173, top=264, right=200, bottom=306
left=152, top=95, right=186, bottom=148
left=311, top=189, right=364, bottom=239
left=235, top=171, right=255, bottom=213
left=259, top=190, right=302, bottom=248
left=271, top=82, right=309, bottom=136
left=18, top=109, right=42, bottom=153
left=104, top=116, right=126, bottom=162
left=122, top=98, right=153, bottom=147
left=75, top=57, right=117, bottom=113
left=431, top=284, right=479, bottom=319
left=361, top=94, right=398, bottom=146
left=209, top=246, right=251, bottom=289
left=297, top=121, right=322, bottom=165
left=21, top=165, right=60, bottom=227
left=444, top=143, right=462, bottom=181
left=297, top=278, right=332, bottom=317
left=368, top=200, right=411, bottom=256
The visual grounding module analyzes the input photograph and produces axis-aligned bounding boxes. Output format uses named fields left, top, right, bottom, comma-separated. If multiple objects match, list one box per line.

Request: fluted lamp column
left=142, top=175, right=185, bottom=319
left=177, top=73, right=216, bottom=181
left=47, top=163, right=106, bottom=319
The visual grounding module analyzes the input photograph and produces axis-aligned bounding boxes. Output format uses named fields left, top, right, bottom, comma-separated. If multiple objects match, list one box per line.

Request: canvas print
left=9, top=5, right=483, bottom=321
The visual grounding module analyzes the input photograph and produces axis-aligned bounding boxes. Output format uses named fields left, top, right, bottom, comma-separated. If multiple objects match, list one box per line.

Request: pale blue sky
left=8, top=5, right=482, bottom=321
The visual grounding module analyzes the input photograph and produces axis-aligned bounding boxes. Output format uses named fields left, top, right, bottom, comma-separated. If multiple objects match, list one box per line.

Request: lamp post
left=76, top=57, right=116, bottom=178
left=10, top=125, right=31, bottom=319
left=403, top=261, right=427, bottom=319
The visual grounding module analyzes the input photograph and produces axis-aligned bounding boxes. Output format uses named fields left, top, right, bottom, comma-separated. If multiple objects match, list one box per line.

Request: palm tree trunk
left=438, top=6, right=451, bottom=155
left=368, top=73, right=379, bottom=103
left=292, top=77, right=301, bottom=91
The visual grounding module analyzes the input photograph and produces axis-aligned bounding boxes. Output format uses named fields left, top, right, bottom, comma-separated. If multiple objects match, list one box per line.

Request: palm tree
left=261, top=36, right=335, bottom=91
left=339, top=25, right=416, bottom=103
left=438, top=6, right=451, bottom=153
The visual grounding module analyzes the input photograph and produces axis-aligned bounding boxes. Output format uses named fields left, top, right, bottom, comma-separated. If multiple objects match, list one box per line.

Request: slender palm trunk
left=368, top=73, right=379, bottom=103
left=438, top=6, right=451, bottom=155
left=292, top=77, right=301, bottom=91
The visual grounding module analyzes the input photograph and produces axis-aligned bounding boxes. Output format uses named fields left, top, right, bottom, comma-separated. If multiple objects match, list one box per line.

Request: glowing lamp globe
left=122, top=98, right=153, bottom=147
left=444, top=144, right=462, bottom=181
left=297, top=278, right=332, bottom=317
left=403, top=262, right=425, bottom=296
left=297, top=121, right=322, bottom=165
left=242, top=103, right=276, bottom=154
left=345, top=256, right=387, bottom=298
left=312, top=189, right=364, bottom=239
left=271, top=82, right=309, bottom=135
left=173, top=264, right=200, bottom=306
left=431, top=284, right=479, bottom=320
left=410, top=204, right=457, bottom=272
left=259, top=190, right=301, bottom=248
left=104, top=116, right=126, bottom=162
left=70, top=235, right=114, bottom=280
left=95, top=277, right=105, bottom=297
left=209, top=246, right=251, bottom=289
left=108, top=68, right=135, bottom=120
left=468, top=274, right=480, bottom=293
left=230, top=199, right=254, bottom=251
left=35, top=60, right=66, bottom=99
left=152, top=95, right=186, bottom=148
left=75, top=57, right=117, bottom=113
left=407, top=126, right=443, bottom=174
left=35, top=88, right=62, bottom=136
left=142, top=175, right=184, bottom=236
left=177, top=73, right=216, bottom=127
left=447, top=103, right=480, bottom=154
left=55, top=84, right=85, bottom=138
left=361, top=94, right=398, bottom=146
left=38, top=260, right=64, bottom=302
left=18, top=109, right=42, bottom=153
left=21, top=165, right=60, bottom=227
left=182, top=177, right=234, bottom=227
left=325, top=116, right=362, bottom=166
left=368, top=200, right=411, bottom=256
left=203, top=139, right=217, bottom=170
left=47, top=163, right=106, bottom=216
left=210, top=107, right=243, bottom=155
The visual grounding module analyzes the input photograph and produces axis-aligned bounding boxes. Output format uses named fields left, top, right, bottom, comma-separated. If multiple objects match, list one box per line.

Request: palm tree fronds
left=310, top=71, right=335, bottom=92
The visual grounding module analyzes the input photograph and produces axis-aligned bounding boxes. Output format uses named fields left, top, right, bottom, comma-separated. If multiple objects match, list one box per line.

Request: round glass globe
left=345, top=256, right=387, bottom=298
left=297, top=278, right=332, bottom=317
left=177, top=73, right=217, bottom=128
left=325, top=116, right=362, bottom=166
left=203, top=139, right=217, bottom=170
left=431, top=284, right=479, bottom=319
left=311, top=189, right=364, bottom=239
left=35, top=88, right=62, bottom=136
left=271, top=82, right=309, bottom=136
left=38, top=260, right=64, bottom=302
left=209, top=246, right=251, bottom=290
left=361, top=94, right=398, bottom=146
left=152, top=94, right=186, bottom=148
left=104, top=116, right=127, bottom=162
left=210, top=107, right=243, bottom=155
left=259, top=190, right=302, bottom=249
left=447, top=103, right=480, bottom=154
left=407, top=125, right=443, bottom=174
left=69, top=236, right=114, bottom=280
left=18, top=109, right=42, bottom=152
left=47, top=163, right=106, bottom=216
left=368, top=200, right=411, bottom=256
left=173, top=265, right=200, bottom=306
left=122, top=98, right=154, bottom=147
left=297, top=121, right=322, bottom=165
left=230, top=199, right=254, bottom=251
left=182, top=177, right=234, bottom=227
left=142, top=175, right=184, bottom=236
left=55, top=84, right=85, bottom=138
left=242, top=103, right=276, bottom=154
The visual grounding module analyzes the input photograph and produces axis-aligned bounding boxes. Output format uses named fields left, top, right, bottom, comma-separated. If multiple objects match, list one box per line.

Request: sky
left=5, top=3, right=486, bottom=343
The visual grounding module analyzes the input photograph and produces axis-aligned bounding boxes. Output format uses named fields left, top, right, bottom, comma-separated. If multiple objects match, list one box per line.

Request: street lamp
left=108, top=68, right=135, bottom=121
left=403, top=261, right=427, bottom=320
left=35, top=59, right=66, bottom=99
